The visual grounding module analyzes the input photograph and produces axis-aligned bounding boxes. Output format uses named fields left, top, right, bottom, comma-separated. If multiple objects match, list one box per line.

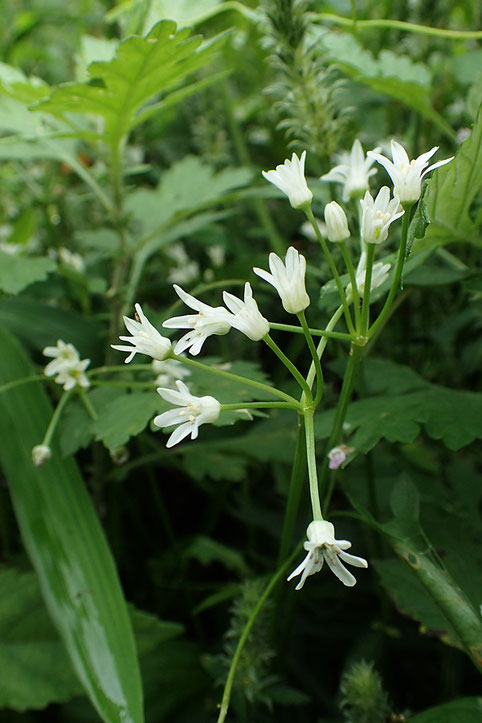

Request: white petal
left=338, top=550, right=369, bottom=568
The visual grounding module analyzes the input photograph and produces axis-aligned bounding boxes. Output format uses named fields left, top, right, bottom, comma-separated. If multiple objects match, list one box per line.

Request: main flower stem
left=172, top=353, right=301, bottom=407
left=304, top=408, right=323, bottom=521
left=305, top=207, right=356, bottom=336
left=264, top=334, right=312, bottom=400
left=369, top=207, right=411, bottom=337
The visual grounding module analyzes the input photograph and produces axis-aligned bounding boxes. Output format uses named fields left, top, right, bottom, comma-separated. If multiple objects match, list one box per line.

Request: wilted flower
left=287, top=520, right=368, bottom=590
left=360, top=187, right=404, bottom=244
left=32, top=444, right=52, bottom=467
left=321, top=139, right=380, bottom=201
left=163, top=285, right=231, bottom=356
left=112, top=303, right=172, bottom=363
left=262, top=151, right=313, bottom=209
left=222, top=282, right=270, bottom=341
left=346, top=252, right=391, bottom=300
left=43, top=340, right=91, bottom=390
left=324, top=201, right=350, bottom=243
left=154, top=381, right=221, bottom=448
left=328, top=444, right=355, bottom=469
left=254, top=246, right=310, bottom=314
left=368, top=140, right=453, bottom=204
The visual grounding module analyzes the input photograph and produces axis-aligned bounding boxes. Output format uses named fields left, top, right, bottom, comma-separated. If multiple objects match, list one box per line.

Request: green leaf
left=34, top=21, right=222, bottom=146
left=0, top=325, right=144, bottom=723
left=320, top=30, right=454, bottom=138
left=0, top=252, right=56, bottom=294
left=93, top=390, right=161, bottom=450
left=414, top=103, right=482, bottom=250
left=409, top=698, right=482, bottom=722
left=390, top=477, right=420, bottom=523
left=183, top=535, right=249, bottom=576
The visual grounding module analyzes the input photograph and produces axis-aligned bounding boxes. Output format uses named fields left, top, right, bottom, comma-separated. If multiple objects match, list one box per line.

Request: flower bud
left=324, top=202, right=350, bottom=243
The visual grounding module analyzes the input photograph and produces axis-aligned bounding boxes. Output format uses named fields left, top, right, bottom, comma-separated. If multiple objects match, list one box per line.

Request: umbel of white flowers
left=154, top=381, right=221, bottom=448
left=43, top=340, right=91, bottom=390
left=254, top=246, right=310, bottom=314
left=288, top=520, right=368, bottom=590
left=368, top=140, right=453, bottom=204
left=262, top=151, right=313, bottom=209
left=321, top=138, right=380, bottom=201
left=112, top=303, right=172, bottom=363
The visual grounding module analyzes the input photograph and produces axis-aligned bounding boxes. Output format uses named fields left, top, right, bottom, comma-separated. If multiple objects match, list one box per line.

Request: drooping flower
left=32, top=444, right=52, bottom=467
left=154, top=381, right=221, bottom=448
left=254, top=246, right=310, bottom=314
left=368, top=140, right=453, bottom=204
left=346, top=251, right=391, bottom=301
left=152, top=358, right=190, bottom=389
left=112, top=303, right=172, bottom=363
left=43, top=340, right=91, bottom=390
left=360, top=187, right=404, bottom=244
left=324, top=201, right=350, bottom=243
left=328, top=444, right=355, bottom=470
left=222, top=282, right=270, bottom=341
left=321, top=139, right=380, bottom=201
left=287, top=520, right=368, bottom=590
left=262, top=151, right=313, bottom=210
left=163, top=285, right=231, bottom=356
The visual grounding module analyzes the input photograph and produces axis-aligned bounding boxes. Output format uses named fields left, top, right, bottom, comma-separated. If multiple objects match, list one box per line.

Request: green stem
left=369, top=207, right=411, bottom=337
left=314, top=13, right=482, bottom=38
left=79, top=390, right=98, bottom=421
left=172, top=353, right=301, bottom=407
left=320, top=344, right=364, bottom=513
left=88, top=364, right=153, bottom=376
left=216, top=545, right=302, bottom=723
left=360, top=243, right=376, bottom=336
left=42, top=389, right=74, bottom=447
left=298, top=311, right=324, bottom=408
left=305, top=207, right=356, bottom=336
left=264, top=334, right=312, bottom=400
left=269, top=322, right=352, bottom=341
left=0, top=374, right=46, bottom=394
left=304, top=409, right=323, bottom=521
left=306, top=305, right=344, bottom=390
left=339, top=242, right=361, bottom=331
left=220, top=401, right=299, bottom=412
left=277, top=417, right=307, bottom=566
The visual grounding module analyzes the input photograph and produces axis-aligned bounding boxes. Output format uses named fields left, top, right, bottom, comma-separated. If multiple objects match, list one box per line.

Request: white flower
left=43, top=340, right=91, bottom=390
left=112, top=303, right=172, bottom=363
left=328, top=444, right=355, bottom=470
left=346, top=252, right=391, bottom=301
left=166, top=243, right=200, bottom=285
left=32, top=444, right=52, bottom=467
left=163, top=285, right=231, bottom=356
left=368, top=140, right=453, bottom=204
left=360, top=186, right=404, bottom=244
left=324, top=201, right=350, bottom=243
left=154, top=380, right=221, bottom=448
left=321, top=139, right=380, bottom=201
left=254, top=246, right=310, bottom=314
left=262, top=151, right=313, bottom=209
left=152, top=358, right=190, bottom=388
left=222, top=282, right=270, bottom=341
left=287, top=520, right=368, bottom=590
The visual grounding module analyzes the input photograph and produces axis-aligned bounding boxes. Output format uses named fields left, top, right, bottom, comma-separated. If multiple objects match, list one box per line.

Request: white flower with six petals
left=254, top=246, right=310, bottom=314
left=368, top=140, right=453, bottom=204
left=43, top=340, right=91, bottom=390
left=163, top=285, right=231, bottom=356
left=360, top=186, right=404, bottom=244
left=287, top=520, right=368, bottom=590
left=154, top=381, right=221, bottom=448
left=262, top=151, right=313, bottom=209
left=112, top=303, right=172, bottom=363
left=321, top=139, right=380, bottom=201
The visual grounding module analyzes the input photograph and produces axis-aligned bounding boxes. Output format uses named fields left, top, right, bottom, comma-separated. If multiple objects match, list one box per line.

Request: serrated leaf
left=0, top=325, right=144, bottom=723
left=93, top=390, right=161, bottom=450
left=409, top=698, right=482, bottom=723
left=0, top=252, right=56, bottom=294
left=321, top=30, right=453, bottom=138
left=414, top=103, right=482, bottom=250
left=34, top=21, right=221, bottom=146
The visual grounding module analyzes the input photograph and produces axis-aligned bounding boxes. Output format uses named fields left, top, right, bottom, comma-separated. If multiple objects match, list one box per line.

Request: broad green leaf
left=320, top=30, right=454, bottom=138
left=183, top=448, right=249, bottom=482
left=183, top=535, right=249, bottom=576
left=0, top=251, right=56, bottom=294
left=75, top=35, right=119, bottom=81
left=409, top=697, right=482, bottom=722
left=93, top=390, right=161, bottom=450
left=59, top=388, right=122, bottom=457
left=0, top=325, right=144, bottom=723
left=0, top=568, right=182, bottom=712
left=414, top=103, right=482, bottom=250
left=34, top=20, right=222, bottom=146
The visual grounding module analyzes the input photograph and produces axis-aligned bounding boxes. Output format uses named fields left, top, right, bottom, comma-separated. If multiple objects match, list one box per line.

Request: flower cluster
left=43, top=340, right=91, bottom=391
